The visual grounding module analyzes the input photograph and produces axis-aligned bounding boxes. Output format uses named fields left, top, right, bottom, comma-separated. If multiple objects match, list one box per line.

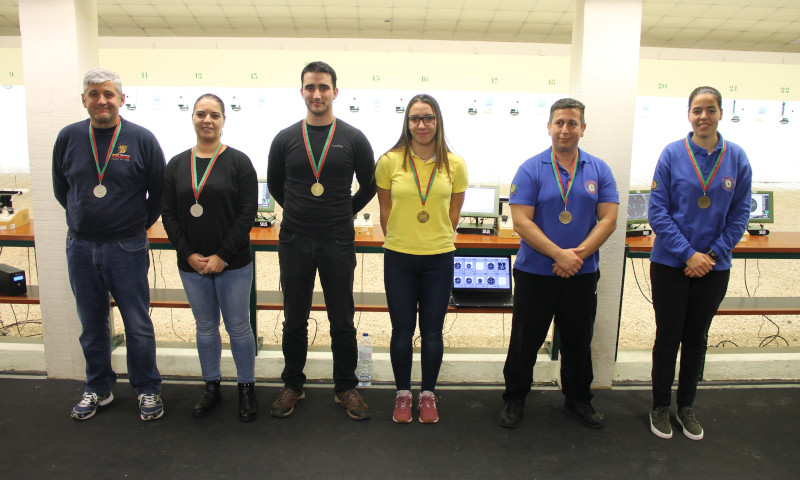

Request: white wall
left=6, top=85, right=800, bottom=187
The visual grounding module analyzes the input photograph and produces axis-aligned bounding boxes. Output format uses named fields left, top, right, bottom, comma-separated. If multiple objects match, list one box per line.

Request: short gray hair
left=83, top=68, right=123, bottom=95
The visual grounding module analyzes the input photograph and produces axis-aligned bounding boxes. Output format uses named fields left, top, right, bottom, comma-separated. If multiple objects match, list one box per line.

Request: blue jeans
left=384, top=249, right=454, bottom=393
left=179, top=264, right=256, bottom=383
left=278, top=229, right=358, bottom=392
left=66, top=233, right=161, bottom=395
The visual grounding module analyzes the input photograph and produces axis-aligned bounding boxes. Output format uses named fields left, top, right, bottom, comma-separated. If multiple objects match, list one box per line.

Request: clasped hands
left=552, top=247, right=586, bottom=278
left=187, top=253, right=227, bottom=275
left=684, top=252, right=715, bottom=278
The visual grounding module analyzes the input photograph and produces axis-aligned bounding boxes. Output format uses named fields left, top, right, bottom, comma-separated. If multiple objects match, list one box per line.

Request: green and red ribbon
left=89, top=119, right=122, bottom=183
left=191, top=142, right=223, bottom=202
left=684, top=135, right=726, bottom=195
left=302, top=119, right=336, bottom=182
left=550, top=149, right=578, bottom=208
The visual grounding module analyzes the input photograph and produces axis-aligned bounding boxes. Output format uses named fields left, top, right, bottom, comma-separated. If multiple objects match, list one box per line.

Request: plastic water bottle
left=357, top=332, right=373, bottom=387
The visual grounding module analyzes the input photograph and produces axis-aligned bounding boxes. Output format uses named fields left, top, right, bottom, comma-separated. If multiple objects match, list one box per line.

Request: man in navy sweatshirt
left=53, top=68, right=165, bottom=422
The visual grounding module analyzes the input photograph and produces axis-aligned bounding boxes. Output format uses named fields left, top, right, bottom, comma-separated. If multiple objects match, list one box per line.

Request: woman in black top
left=162, top=94, right=258, bottom=421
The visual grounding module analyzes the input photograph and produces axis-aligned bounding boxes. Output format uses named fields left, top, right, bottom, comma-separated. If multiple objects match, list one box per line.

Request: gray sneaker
left=677, top=406, right=704, bottom=440
left=650, top=406, right=673, bottom=439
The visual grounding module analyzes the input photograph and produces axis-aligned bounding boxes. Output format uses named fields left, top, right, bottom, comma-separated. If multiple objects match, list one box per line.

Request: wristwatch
left=706, top=249, right=720, bottom=261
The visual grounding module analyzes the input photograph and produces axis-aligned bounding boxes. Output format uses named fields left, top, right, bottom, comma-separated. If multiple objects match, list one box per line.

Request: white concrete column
left=569, top=0, right=642, bottom=388
left=19, top=0, right=99, bottom=379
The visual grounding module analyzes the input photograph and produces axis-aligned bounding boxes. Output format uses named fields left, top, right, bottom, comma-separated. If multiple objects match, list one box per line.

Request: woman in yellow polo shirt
left=376, top=94, right=468, bottom=424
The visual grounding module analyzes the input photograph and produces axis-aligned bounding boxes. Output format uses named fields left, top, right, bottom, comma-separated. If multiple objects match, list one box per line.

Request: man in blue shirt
left=498, top=98, right=619, bottom=429
left=53, top=68, right=165, bottom=422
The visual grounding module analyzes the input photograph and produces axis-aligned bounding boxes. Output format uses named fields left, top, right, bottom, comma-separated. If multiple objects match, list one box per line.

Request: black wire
left=308, top=317, right=318, bottom=345
left=629, top=258, right=653, bottom=304
left=758, top=314, right=789, bottom=347
left=712, top=340, right=739, bottom=348
left=273, top=310, right=282, bottom=344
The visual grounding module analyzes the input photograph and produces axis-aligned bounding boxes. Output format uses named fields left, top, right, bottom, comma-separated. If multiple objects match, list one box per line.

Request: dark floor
left=1, top=378, right=798, bottom=479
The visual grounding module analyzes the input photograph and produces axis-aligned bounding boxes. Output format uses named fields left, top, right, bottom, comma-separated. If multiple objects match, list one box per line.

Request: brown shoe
left=334, top=388, right=371, bottom=420
left=270, top=386, right=304, bottom=418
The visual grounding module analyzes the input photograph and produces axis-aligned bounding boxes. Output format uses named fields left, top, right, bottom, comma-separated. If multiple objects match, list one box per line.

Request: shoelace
left=278, top=388, right=296, bottom=403
left=396, top=396, right=412, bottom=408
left=344, top=391, right=363, bottom=407
left=78, top=393, right=98, bottom=407
left=681, top=409, right=698, bottom=423
left=419, top=395, right=437, bottom=409
left=139, top=394, right=158, bottom=408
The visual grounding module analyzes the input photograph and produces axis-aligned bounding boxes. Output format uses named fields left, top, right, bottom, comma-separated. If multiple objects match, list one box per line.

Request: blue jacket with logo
left=649, top=132, right=752, bottom=270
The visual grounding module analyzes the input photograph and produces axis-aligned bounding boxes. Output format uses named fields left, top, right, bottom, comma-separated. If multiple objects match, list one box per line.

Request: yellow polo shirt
left=375, top=149, right=468, bottom=255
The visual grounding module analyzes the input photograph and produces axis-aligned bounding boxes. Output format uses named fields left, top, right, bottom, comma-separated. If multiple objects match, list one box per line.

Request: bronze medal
left=93, top=184, right=107, bottom=198
left=559, top=210, right=573, bottom=224
left=697, top=195, right=711, bottom=209
left=417, top=210, right=430, bottom=223
left=311, top=182, right=324, bottom=196
left=190, top=203, right=204, bottom=217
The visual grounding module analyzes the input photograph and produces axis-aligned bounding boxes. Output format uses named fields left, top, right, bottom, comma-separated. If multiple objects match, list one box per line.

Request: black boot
left=193, top=380, right=221, bottom=418
left=238, top=382, right=257, bottom=422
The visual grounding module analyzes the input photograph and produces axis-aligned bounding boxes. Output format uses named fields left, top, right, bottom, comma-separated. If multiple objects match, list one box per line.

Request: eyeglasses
left=408, top=115, right=436, bottom=126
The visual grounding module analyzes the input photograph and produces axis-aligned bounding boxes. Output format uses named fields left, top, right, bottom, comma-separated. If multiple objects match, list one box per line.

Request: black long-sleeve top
left=162, top=146, right=258, bottom=272
left=52, top=118, right=165, bottom=240
left=267, top=119, right=376, bottom=239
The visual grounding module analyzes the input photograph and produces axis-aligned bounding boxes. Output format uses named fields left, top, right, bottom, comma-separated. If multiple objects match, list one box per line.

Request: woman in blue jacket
left=648, top=86, right=752, bottom=441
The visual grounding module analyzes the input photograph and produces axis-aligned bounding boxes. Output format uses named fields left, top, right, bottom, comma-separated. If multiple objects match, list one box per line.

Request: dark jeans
left=278, top=229, right=358, bottom=392
left=384, top=249, right=454, bottom=393
left=66, top=233, right=161, bottom=395
left=502, top=269, right=599, bottom=404
left=650, top=262, right=730, bottom=409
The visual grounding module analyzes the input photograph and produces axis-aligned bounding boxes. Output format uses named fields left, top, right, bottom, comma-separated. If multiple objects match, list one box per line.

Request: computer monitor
left=749, top=190, right=774, bottom=224
left=460, top=185, right=500, bottom=218
left=627, top=189, right=650, bottom=226
left=257, top=179, right=274, bottom=213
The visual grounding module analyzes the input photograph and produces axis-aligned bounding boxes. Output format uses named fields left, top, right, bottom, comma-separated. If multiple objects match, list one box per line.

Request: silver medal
left=190, top=203, right=204, bottom=217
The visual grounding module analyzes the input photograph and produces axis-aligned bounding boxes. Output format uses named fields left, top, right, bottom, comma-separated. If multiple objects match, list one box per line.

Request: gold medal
left=93, top=184, right=107, bottom=198
left=311, top=182, right=324, bottom=196
left=417, top=211, right=430, bottom=223
left=697, top=195, right=711, bottom=209
left=559, top=210, right=572, bottom=224
left=190, top=203, right=204, bottom=217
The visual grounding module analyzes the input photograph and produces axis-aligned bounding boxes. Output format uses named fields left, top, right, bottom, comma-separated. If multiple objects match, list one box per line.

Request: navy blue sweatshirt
left=52, top=118, right=165, bottom=240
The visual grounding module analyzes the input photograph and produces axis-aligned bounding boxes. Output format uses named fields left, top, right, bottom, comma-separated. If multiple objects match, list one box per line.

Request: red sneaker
left=393, top=392, right=413, bottom=423
left=418, top=391, right=439, bottom=424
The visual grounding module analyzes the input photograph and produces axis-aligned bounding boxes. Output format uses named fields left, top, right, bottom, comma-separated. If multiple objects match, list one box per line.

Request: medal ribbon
left=684, top=135, right=726, bottom=195
left=409, top=153, right=437, bottom=207
left=550, top=149, right=578, bottom=209
left=302, top=119, right=336, bottom=182
left=89, top=119, right=122, bottom=183
left=191, top=142, right=224, bottom=202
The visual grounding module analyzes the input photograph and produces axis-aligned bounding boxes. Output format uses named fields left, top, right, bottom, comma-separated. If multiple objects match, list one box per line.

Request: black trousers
left=650, top=262, right=730, bottom=409
left=278, top=230, right=358, bottom=392
left=502, top=269, right=599, bottom=404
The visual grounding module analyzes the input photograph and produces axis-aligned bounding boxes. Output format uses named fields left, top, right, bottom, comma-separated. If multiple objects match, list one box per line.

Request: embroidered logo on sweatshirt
left=111, top=144, right=131, bottom=161
left=722, top=176, right=734, bottom=191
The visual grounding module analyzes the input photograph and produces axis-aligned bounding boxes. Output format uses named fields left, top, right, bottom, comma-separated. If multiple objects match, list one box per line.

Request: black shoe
left=498, top=400, right=524, bottom=428
left=562, top=399, right=604, bottom=429
left=238, top=382, right=258, bottom=422
left=192, top=380, right=221, bottom=418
